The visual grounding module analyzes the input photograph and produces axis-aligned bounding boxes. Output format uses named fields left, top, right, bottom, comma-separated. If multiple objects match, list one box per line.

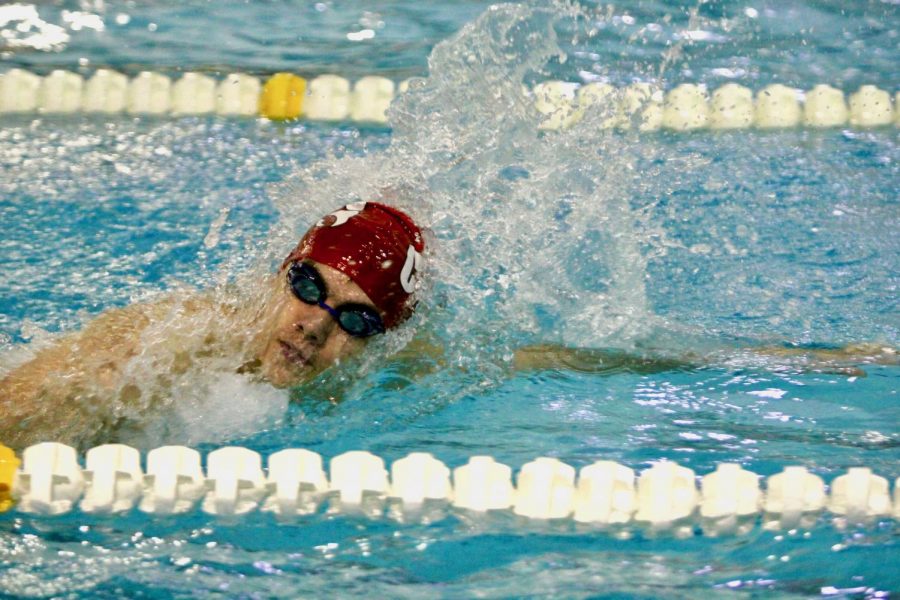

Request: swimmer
left=1, top=201, right=895, bottom=451
left=0, top=201, right=425, bottom=449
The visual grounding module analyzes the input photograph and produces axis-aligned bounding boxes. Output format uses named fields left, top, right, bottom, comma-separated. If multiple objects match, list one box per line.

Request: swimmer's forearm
left=512, top=344, right=696, bottom=375
left=743, top=342, right=897, bottom=377
left=752, top=343, right=897, bottom=364
left=511, top=341, right=896, bottom=378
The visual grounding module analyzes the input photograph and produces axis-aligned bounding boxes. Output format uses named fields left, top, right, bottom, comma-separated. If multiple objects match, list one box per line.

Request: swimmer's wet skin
left=0, top=201, right=895, bottom=451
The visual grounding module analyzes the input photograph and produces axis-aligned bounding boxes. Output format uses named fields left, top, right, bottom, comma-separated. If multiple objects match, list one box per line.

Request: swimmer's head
left=282, top=201, right=426, bottom=328
left=256, top=202, right=425, bottom=387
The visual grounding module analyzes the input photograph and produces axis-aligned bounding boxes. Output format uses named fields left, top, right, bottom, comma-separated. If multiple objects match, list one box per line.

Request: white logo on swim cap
left=318, top=202, right=366, bottom=227
left=400, top=245, right=422, bottom=293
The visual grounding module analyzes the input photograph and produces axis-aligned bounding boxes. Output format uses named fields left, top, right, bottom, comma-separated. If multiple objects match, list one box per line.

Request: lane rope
left=2, top=441, right=898, bottom=536
left=0, top=68, right=898, bottom=129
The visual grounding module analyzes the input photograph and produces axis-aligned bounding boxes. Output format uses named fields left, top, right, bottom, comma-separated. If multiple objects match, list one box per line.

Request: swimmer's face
left=257, top=261, right=378, bottom=388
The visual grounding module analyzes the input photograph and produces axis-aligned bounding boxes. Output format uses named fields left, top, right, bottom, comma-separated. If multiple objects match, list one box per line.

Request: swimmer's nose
left=293, top=305, right=335, bottom=346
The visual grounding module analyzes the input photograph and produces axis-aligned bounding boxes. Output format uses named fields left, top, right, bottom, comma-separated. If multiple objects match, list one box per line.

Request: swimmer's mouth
left=279, top=340, right=311, bottom=367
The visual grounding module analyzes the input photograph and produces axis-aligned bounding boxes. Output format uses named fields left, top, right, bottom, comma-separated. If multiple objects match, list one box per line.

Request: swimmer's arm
left=512, top=343, right=897, bottom=377
left=0, top=303, right=158, bottom=449
left=391, top=340, right=695, bottom=377
left=0, top=297, right=214, bottom=449
left=512, top=344, right=696, bottom=375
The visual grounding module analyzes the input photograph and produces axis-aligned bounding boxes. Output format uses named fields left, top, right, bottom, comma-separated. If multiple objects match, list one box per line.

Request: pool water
left=1, top=1, right=898, bottom=597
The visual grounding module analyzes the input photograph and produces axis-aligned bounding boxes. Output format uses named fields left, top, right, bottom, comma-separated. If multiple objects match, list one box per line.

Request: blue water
left=1, top=1, right=899, bottom=597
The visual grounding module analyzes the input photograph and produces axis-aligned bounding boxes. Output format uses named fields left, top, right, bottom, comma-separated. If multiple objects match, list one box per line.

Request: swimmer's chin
left=239, top=350, right=322, bottom=389
left=256, top=356, right=321, bottom=388
left=237, top=362, right=311, bottom=388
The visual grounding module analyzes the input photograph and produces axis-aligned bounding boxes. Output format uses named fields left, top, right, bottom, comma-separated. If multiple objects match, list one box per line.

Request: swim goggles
left=287, top=262, right=386, bottom=338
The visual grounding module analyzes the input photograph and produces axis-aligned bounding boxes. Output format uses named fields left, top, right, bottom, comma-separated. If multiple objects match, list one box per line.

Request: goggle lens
left=337, top=311, right=369, bottom=337
left=292, top=276, right=322, bottom=305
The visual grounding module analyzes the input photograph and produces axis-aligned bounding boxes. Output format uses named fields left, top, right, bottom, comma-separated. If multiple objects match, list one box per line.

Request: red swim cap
left=282, top=202, right=425, bottom=328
